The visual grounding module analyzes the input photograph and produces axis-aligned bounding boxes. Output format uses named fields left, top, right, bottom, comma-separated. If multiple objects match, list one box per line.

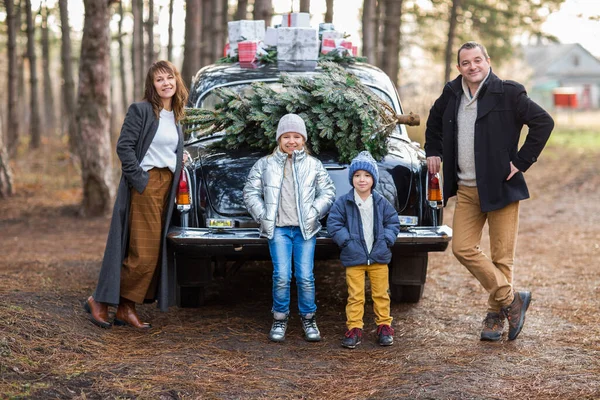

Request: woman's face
left=153, top=69, right=177, bottom=107
left=278, top=132, right=305, bottom=155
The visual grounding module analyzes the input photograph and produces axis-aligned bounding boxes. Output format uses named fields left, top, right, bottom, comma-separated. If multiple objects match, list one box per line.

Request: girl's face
left=153, top=69, right=177, bottom=108
left=278, top=132, right=305, bottom=156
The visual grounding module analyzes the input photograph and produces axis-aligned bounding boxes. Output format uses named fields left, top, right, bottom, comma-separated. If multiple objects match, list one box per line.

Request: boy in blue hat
left=327, top=151, right=400, bottom=348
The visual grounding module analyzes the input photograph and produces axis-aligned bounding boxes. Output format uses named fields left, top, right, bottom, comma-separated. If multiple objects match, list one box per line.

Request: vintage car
left=167, top=61, right=452, bottom=307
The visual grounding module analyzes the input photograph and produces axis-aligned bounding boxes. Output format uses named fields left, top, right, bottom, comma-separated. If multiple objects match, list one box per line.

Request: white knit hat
left=276, top=114, right=308, bottom=141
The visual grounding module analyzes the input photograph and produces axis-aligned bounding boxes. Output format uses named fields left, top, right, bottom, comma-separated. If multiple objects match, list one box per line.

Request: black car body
left=167, top=62, right=452, bottom=307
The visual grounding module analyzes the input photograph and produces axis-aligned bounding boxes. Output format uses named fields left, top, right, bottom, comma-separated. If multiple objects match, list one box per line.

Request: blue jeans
left=268, top=226, right=317, bottom=316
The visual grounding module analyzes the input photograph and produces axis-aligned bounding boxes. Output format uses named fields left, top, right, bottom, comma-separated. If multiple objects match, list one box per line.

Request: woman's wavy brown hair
left=144, top=60, right=189, bottom=123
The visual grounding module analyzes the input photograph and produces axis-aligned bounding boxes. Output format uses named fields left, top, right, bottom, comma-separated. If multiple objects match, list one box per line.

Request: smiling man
left=424, top=41, right=554, bottom=342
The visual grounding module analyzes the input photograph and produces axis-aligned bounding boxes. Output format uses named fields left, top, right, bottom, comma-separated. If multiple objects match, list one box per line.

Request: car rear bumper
left=167, top=225, right=452, bottom=258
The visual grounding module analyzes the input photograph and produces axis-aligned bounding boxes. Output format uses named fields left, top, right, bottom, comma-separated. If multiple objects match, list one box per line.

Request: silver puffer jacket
left=243, top=146, right=336, bottom=240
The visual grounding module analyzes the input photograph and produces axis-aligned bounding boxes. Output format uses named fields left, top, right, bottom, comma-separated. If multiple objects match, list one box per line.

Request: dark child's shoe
left=114, top=297, right=152, bottom=329
left=377, top=324, right=394, bottom=346
left=300, top=313, right=321, bottom=342
left=269, top=312, right=289, bottom=342
left=84, top=296, right=111, bottom=329
left=480, top=312, right=504, bottom=341
left=501, top=291, right=532, bottom=341
left=341, top=328, right=363, bottom=349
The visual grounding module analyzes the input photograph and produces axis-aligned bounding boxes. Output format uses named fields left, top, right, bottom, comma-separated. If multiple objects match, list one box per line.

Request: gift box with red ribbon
left=238, top=40, right=260, bottom=62
left=281, top=12, right=311, bottom=28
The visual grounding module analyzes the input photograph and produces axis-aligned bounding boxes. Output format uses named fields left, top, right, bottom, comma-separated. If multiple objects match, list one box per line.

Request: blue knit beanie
left=348, top=151, right=379, bottom=189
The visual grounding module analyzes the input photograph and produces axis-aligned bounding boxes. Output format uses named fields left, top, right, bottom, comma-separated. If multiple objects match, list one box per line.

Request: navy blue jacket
left=327, top=189, right=400, bottom=267
left=424, top=70, right=554, bottom=212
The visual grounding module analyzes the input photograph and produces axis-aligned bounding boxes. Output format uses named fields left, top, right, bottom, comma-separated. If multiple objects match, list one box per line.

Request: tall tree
left=181, top=0, right=202, bottom=88
left=362, top=0, right=376, bottom=62
left=211, top=0, right=226, bottom=62
left=0, top=130, right=14, bottom=198
left=77, top=0, right=116, bottom=216
left=117, top=0, right=128, bottom=109
left=234, top=0, right=248, bottom=20
left=324, top=0, right=333, bottom=23
left=58, top=0, right=78, bottom=154
left=300, top=0, right=310, bottom=13
left=25, top=0, right=41, bottom=149
left=4, top=0, right=20, bottom=156
left=443, top=0, right=460, bottom=83
left=201, top=0, right=213, bottom=65
left=132, top=0, right=144, bottom=99
left=380, top=0, right=403, bottom=87
left=253, top=0, right=272, bottom=27
left=41, top=1, right=56, bottom=132
left=167, top=0, right=174, bottom=60
left=146, top=0, right=155, bottom=68
left=374, top=0, right=385, bottom=66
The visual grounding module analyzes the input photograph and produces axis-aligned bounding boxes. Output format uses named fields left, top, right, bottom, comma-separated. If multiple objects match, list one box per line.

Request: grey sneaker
left=269, top=312, right=288, bottom=342
left=300, top=313, right=321, bottom=342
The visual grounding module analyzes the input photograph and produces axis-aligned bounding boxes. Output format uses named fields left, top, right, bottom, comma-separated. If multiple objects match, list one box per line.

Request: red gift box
left=238, top=40, right=259, bottom=62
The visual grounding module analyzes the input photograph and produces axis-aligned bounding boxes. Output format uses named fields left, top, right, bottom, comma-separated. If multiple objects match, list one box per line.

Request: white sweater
left=354, top=190, right=374, bottom=253
left=140, top=108, right=178, bottom=173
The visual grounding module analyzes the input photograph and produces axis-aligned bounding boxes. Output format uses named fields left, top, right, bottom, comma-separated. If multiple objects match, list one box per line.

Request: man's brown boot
left=84, top=296, right=111, bottom=329
left=114, top=298, right=152, bottom=329
left=480, top=312, right=504, bottom=341
left=501, top=291, right=532, bottom=340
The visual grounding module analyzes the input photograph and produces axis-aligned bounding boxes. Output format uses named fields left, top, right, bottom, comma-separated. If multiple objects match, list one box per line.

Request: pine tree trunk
left=77, top=0, right=116, bottom=216
left=118, top=0, right=128, bottom=109
left=380, top=0, right=402, bottom=86
left=4, top=0, right=20, bottom=157
left=146, top=0, right=155, bottom=68
left=300, top=0, right=310, bottom=13
left=58, top=0, right=78, bottom=154
left=181, top=0, right=202, bottom=88
left=444, top=0, right=460, bottom=84
left=253, top=0, right=272, bottom=27
left=211, top=0, right=225, bottom=61
left=25, top=0, right=41, bottom=149
left=0, top=131, right=14, bottom=198
left=167, top=0, right=174, bottom=60
left=234, top=0, right=248, bottom=20
left=324, top=0, right=333, bottom=23
left=362, top=0, right=376, bottom=62
left=374, top=0, right=384, bottom=67
left=132, top=0, right=145, bottom=99
left=41, top=2, right=56, bottom=132
left=201, top=0, right=213, bottom=65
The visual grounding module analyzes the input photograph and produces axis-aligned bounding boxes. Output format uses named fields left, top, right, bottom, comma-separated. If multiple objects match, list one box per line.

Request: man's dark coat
left=93, top=101, right=183, bottom=311
left=424, top=70, right=554, bottom=212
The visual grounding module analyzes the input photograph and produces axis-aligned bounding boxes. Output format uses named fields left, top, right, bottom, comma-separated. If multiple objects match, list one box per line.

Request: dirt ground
left=1, top=136, right=599, bottom=399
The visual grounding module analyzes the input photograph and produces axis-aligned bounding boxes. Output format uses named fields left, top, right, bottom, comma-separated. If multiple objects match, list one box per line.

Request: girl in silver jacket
left=243, top=114, right=335, bottom=343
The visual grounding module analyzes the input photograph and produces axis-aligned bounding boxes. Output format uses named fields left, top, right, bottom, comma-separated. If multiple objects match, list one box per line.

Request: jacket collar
left=448, top=69, right=504, bottom=120
left=273, top=146, right=307, bottom=163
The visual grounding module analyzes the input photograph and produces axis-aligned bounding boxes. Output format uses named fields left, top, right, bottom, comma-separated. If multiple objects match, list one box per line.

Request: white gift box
left=277, top=27, right=319, bottom=61
left=228, top=20, right=265, bottom=53
left=281, top=12, right=311, bottom=28
left=264, top=27, right=278, bottom=47
left=321, top=31, right=344, bottom=40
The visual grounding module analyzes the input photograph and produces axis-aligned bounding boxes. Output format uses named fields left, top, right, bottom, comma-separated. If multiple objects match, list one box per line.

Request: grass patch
left=547, top=128, right=600, bottom=151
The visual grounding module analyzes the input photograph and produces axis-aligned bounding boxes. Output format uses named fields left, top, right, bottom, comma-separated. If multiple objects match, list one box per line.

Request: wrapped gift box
left=238, top=40, right=259, bottom=62
left=228, top=20, right=265, bottom=53
left=277, top=27, right=319, bottom=61
left=322, top=31, right=344, bottom=40
left=321, top=38, right=354, bottom=55
left=264, top=27, right=278, bottom=47
left=281, top=12, right=311, bottom=28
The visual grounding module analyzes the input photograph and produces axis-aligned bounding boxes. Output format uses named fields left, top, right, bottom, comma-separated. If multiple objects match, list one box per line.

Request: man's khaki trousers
left=452, top=185, right=519, bottom=313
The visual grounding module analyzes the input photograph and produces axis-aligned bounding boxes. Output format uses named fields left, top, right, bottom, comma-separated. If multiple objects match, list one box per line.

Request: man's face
left=456, top=47, right=491, bottom=89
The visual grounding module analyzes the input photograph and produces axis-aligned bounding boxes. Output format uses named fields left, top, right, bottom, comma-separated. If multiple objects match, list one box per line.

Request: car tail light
left=427, top=172, right=443, bottom=203
left=177, top=171, right=190, bottom=205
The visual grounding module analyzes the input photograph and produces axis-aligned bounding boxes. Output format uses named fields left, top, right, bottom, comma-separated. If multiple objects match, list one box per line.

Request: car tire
left=388, top=251, right=428, bottom=303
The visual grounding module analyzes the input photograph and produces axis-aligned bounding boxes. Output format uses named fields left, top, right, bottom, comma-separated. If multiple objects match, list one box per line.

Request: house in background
left=520, top=43, right=600, bottom=110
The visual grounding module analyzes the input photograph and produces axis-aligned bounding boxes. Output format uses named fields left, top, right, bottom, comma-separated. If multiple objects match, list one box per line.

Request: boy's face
left=352, top=170, right=374, bottom=196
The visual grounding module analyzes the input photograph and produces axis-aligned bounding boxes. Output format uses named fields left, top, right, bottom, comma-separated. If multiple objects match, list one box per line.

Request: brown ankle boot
left=84, top=296, right=111, bottom=329
left=115, top=298, right=152, bottom=329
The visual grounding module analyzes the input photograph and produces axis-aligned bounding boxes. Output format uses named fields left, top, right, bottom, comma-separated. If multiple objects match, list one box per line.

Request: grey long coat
left=93, top=101, right=183, bottom=311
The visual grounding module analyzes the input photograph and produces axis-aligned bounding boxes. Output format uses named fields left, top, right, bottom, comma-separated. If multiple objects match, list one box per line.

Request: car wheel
left=388, top=252, right=428, bottom=303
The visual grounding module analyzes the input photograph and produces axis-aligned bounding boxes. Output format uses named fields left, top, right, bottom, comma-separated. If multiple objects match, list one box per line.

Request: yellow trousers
left=345, top=263, right=393, bottom=330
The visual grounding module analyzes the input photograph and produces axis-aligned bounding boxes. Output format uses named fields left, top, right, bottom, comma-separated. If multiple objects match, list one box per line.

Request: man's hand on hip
left=507, top=162, right=520, bottom=180
left=427, top=156, right=441, bottom=175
